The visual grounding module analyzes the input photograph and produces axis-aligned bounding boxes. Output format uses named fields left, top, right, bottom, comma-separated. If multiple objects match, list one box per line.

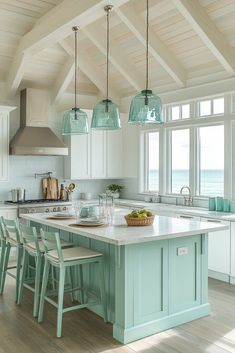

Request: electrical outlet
left=177, top=247, right=188, bottom=256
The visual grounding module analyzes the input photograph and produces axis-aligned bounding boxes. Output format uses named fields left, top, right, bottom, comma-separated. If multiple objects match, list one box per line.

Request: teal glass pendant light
left=128, top=0, right=163, bottom=125
left=62, top=26, right=88, bottom=135
left=91, top=5, right=121, bottom=130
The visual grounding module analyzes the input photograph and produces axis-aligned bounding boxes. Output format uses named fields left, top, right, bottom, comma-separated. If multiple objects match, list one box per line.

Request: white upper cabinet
left=64, top=134, right=90, bottom=179
left=91, top=129, right=106, bottom=178
left=64, top=110, right=123, bottom=180
left=0, top=106, right=16, bottom=182
left=106, top=129, right=123, bottom=178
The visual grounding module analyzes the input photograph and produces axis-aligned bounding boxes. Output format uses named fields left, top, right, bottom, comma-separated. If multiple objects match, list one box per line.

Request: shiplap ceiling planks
left=0, top=0, right=235, bottom=102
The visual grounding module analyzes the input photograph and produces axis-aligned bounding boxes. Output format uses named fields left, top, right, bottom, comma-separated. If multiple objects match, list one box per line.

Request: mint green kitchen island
left=21, top=210, right=228, bottom=344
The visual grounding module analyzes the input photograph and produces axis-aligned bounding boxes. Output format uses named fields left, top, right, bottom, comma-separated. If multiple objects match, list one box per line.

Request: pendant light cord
left=72, top=26, right=79, bottom=112
left=144, top=0, right=149, bottom=106
left=75, top=29, right=77, bottom=110
left=106, top=7, right=110, bottom=102
left=146, top=0, right=149, bottom=93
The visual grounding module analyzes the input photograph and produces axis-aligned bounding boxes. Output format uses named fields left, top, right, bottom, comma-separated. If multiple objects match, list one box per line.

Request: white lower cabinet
left=0, top=208, right=18, bottom=219
left=201, top=217, right=231, bottom=278
left=64, top=110, right=123, bottom=179
left=230, top=222, right=235, bottom=282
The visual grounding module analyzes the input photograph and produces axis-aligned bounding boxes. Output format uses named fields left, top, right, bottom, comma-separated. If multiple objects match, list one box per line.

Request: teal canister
left=223, top=199, right=230, bottom=212
left=80, top=206, right=89, bottom=218
left=230, top=201, right=235, bottom=213
left=215, top=197, right=223, bottom=212
left=208, top=197, right=216, bottom=211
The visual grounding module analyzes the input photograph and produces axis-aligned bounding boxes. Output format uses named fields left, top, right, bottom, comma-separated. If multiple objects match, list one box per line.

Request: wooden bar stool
left=0, top=217, right=23, bottom=303
left=38, top=229, right=107, bottom=338
left=17, top=224, right=74, bottom=317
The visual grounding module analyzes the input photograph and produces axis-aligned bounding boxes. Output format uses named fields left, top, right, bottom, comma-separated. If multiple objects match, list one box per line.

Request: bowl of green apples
left=124, top=209, right=155, bottom=226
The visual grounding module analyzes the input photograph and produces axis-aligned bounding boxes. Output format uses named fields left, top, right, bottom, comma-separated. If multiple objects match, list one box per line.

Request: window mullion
left=159, top=126, right=165, bottom=195
left=189, top=127, right=196, bottom=196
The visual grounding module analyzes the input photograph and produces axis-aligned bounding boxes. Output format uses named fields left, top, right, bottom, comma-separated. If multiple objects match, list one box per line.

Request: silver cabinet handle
left=205, top=219, right=221, bottom=223
left=179, top=215, right=193, bottom=219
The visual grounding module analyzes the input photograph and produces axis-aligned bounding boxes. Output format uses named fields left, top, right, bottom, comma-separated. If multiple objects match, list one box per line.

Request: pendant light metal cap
left=128, top=90, right=163, bottom=125
left=91, top=99, right=121, bottom=130
left=62, top=108, right=89, bottom=135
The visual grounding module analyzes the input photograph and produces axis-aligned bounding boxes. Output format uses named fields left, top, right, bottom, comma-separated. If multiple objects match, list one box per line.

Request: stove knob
left=63, top=207, right=67, bottom=211
left=57, top=207, right=61, bottom=212
left=45, top=208, right=50, bottom=213
left=53, top=207, right=56, bottom=212
left=31, top=208, right=36, bottom=213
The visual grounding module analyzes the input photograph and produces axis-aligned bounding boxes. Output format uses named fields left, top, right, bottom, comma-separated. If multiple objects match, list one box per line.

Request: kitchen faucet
left=180, top=186, right=193, bottom=206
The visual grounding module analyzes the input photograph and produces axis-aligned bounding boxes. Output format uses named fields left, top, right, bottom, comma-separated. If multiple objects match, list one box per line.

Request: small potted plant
left=106, top=184, right=123, bottom=199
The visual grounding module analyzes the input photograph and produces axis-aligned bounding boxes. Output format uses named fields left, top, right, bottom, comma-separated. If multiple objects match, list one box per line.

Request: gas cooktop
left=6, top=199, right=68, bottom=204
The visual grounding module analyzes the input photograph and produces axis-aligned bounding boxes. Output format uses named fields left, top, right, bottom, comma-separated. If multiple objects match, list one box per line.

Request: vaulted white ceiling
left=1, top=0, right=235, bottom=104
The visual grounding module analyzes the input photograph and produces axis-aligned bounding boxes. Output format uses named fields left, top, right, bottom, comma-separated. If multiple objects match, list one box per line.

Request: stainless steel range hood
left=10, top=88, right=68, bottom=156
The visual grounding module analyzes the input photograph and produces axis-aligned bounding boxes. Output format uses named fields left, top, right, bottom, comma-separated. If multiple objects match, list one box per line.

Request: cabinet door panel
left=106, top=130, right=123, bottom=178
left=230, top=222, right=235, bottom=277
left=202, top=218, right=231, bottom=274
left=91, top=130, right=106, bottom=178
left=125, top=241, right=168, bottom=325
left=169, top=235, right=201, bottom=313
left=64, top=134, right=90, bottom=179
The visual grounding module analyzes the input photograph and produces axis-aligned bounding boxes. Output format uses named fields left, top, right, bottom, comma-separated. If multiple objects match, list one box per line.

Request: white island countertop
left=21, top=208, right=228, bottom=246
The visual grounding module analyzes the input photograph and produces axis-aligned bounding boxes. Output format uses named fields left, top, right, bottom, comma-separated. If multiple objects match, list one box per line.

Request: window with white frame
left=142, top=94, right=229, bottom=197
left=199, top=97, right=224, bottom=117
left=197, top=125, right=224, bottom=196
left=170, top=129, right=190, bottom=194
left=170, top=103, right=190, bottom=121
left=144, top=131, right=159, bottom=192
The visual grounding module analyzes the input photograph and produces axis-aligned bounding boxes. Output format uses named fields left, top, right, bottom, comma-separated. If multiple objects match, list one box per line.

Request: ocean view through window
left=198, top=125, right=224, bottom=196
left=148, top=169, right=224, bottom=196
left=171, top=129, right=190, bottom=193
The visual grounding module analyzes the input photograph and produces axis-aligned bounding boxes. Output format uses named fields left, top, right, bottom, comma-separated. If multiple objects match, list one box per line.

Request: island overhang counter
left=21, top=210, right=228, bottom=344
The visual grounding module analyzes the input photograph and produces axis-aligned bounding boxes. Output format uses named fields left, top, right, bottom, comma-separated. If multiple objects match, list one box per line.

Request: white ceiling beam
left=82, top=26, right=143, bottom=92
left=52, top=57, right=75, bottom=103
left=115, top=3, right=186, bottom=87
left=5, top=0, right=130, bottom=98
left=19, top=0, right=131, bottom=56
left=172, top=0, right=235, bottom=74
left=5, top=52, right=30, bottom=98
left=60, top=40, right=120, bottom=105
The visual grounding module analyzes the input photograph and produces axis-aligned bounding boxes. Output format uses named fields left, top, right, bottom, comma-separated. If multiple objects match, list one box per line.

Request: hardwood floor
left=0, top=278, right=234, bottom=353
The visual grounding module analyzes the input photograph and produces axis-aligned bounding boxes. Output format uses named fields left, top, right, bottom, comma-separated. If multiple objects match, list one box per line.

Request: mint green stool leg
left=33, top=255, right=42, bottom=318
left=17, top=250, right=28, bottom=305
left=98, top=258, right=107, bottom=322
left=57, top=266, right=65, bottom=338
left=79, top=264, right=84, bottom=304
left=0, top=241, right=6, bottom=290
left=51, top=266, right=56, bottom=292
left=38, top=260, right=50, bottom=323
left=0, top=243, right=10, bottom=294
left=15, top=245, right=23, bottom=303
left=67, top=267, right=75, bottom=303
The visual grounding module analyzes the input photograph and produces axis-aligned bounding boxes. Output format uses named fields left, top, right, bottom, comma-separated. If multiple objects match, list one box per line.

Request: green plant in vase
left=106, top=184, right=123, bottom=199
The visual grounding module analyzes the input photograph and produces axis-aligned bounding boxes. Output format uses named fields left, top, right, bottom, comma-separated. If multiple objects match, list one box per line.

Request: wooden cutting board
left=42, top=177, right=59, bottom=199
